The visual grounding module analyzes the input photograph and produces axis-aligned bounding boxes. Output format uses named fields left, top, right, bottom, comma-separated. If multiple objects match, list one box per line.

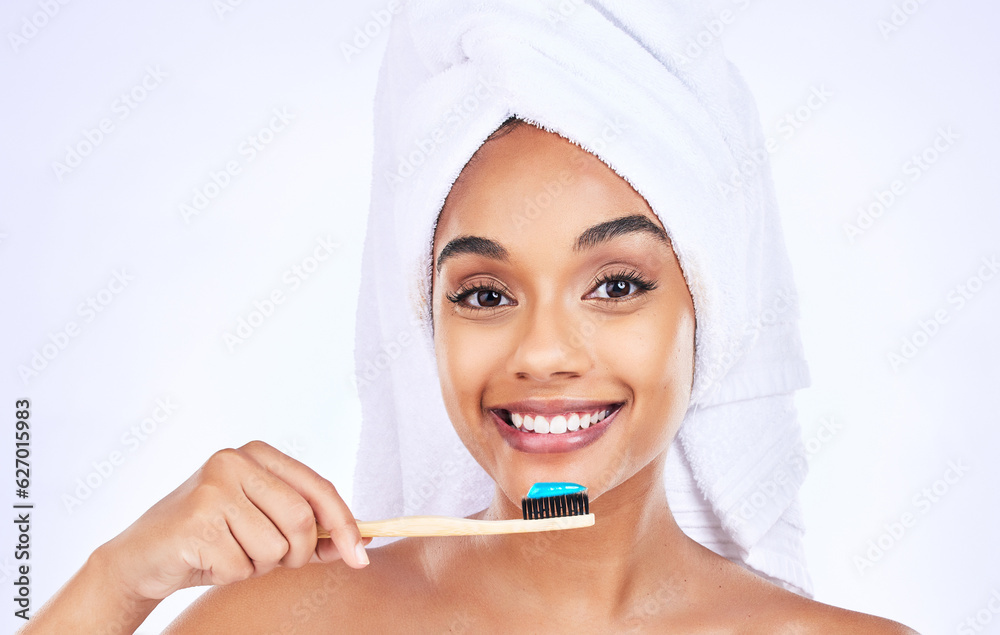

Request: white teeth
left=507, top=407, right=616, bottom=434
left=534, top=416, right=550, bottom=434
left=550, top=415, right=567, bottom=434
left=567, top=413, right=580, bottom=432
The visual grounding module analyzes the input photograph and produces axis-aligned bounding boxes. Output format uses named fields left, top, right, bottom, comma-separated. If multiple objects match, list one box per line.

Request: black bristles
left=521, top=492, right=590, bottom=520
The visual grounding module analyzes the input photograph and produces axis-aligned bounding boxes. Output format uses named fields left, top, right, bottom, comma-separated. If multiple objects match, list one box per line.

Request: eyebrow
left=435, top=214, right=669, bottom=273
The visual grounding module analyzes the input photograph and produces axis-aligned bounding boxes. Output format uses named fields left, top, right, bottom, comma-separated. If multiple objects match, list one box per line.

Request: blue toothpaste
left=525, top=482, right=587, bottom=499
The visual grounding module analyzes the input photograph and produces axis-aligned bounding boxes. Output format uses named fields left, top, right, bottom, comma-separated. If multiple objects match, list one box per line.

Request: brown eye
left=476, top=290, right=503, bottom=307
left=587, top=270, right=657, bottom=302
left=447, top=284, right=514, bottom=310
left=605, top=280, right=631, bottom=298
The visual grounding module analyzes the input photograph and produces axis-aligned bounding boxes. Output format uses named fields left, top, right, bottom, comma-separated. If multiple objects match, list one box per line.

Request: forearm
left=17, top=546, right=161, bottom=635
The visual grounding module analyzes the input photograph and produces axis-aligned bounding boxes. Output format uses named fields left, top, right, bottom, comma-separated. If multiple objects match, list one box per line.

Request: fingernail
left=355, top=541, right=369, bottom=566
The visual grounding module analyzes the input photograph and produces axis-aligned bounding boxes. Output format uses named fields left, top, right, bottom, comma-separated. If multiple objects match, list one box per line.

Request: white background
left=1, top=1, right=997, bottom=633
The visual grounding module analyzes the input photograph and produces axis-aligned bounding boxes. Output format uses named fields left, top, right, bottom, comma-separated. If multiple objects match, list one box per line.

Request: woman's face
left=431, top=123, right=695, bottom=506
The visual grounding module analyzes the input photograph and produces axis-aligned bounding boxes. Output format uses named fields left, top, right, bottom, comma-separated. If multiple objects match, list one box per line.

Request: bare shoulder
left=724, top=564, right=919, bottom=634
left=770, top=594, right=919, bottom=634
left=162, top=539, right=430, bottom=634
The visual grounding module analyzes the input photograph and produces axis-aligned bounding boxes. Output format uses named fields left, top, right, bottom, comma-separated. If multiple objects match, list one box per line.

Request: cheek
left=597, top=306, right=695, bottom=409
left=434, top=314, right=519, bottom=457
left=434, top=313, right=508, bottom=414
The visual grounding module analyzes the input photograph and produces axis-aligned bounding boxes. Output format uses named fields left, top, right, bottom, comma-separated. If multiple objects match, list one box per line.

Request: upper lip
left=489, top=398, right=625, bottom=416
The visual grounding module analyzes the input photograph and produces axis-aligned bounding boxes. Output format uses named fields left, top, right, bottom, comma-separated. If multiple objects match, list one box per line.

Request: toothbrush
left=316, top=482, right=594, bottom=538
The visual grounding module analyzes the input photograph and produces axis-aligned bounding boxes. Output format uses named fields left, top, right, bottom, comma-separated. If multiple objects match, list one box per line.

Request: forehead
left=433, top=125, right=661, bottom=250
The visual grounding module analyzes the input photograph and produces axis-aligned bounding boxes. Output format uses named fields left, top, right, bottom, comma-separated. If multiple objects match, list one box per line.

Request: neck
left=469, top=456, right=693, bottom=619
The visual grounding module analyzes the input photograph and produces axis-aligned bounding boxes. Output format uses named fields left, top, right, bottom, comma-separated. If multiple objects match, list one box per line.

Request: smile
left=498, top=407, right=617, bottom=435
left=489, top=402, right=625, bottom=454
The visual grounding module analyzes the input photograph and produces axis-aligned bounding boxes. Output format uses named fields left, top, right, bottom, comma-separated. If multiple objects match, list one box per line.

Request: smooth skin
left=19, top=122, right=918, bottom=634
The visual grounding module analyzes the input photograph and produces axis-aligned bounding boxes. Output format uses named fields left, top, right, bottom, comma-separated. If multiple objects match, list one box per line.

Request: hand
left=98, top=440, right=371, bottom=603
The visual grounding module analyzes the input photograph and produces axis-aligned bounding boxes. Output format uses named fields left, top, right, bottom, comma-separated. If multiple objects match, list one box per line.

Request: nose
left=507, top=297, right=593, bottom=381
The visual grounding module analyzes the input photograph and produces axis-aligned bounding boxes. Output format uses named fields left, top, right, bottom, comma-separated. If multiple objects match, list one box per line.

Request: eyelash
left=446, top=269, right=657, bottom=311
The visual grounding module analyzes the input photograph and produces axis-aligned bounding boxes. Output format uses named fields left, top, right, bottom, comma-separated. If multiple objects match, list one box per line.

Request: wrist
left=17, top=542, right=162, bottom=634
left=88, top=541, right=162, bottom=612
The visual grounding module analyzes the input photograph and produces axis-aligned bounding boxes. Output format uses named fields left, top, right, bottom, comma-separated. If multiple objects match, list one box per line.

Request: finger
left=310, top=535, right=372, bottom=564
left=223, top=496, right=292, bottom=577
left=239, top=441, right=368, bottom=568
left=239, top=441, right=367, bottom=567
left=313, top=536, right=340, bottom=564
left=309, top=536, right=372, bottom=564
left=225, top=447, right=322, bottom=569
left=179, top=518, right=256, bottom=587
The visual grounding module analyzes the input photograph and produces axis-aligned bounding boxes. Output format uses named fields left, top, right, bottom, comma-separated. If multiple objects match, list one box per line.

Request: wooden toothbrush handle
left=315, top=513, right=594, bottom=538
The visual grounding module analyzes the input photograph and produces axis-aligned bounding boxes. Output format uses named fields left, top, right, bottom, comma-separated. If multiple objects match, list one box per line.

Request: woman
left=20, top=120, right=916, bottom=634
left=21, top=2, right=917, bottom=632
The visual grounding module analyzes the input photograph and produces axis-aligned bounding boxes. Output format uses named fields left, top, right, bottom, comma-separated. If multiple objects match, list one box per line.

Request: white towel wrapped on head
left=351, top=0, right=814, bottom=596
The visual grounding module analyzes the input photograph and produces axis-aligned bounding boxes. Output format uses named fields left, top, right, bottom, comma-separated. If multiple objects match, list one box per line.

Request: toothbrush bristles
left=521, top=492, right=590, bottom=520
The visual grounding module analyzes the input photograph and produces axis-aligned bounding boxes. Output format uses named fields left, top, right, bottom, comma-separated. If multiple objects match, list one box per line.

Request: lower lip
left=491, top=406, right=621, bottom=454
